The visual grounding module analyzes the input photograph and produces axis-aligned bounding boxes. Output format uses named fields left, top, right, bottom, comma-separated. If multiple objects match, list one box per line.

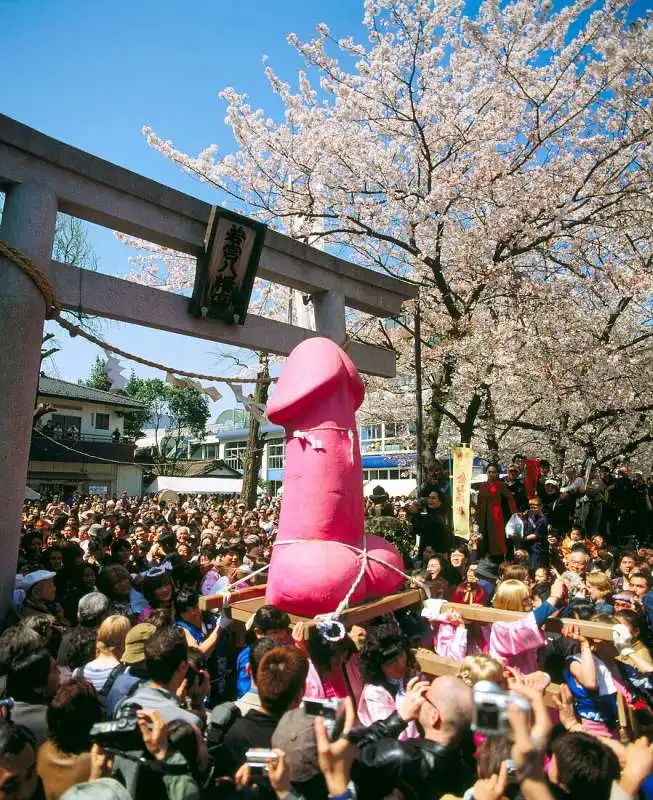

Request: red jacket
left=451, top=582, right=488, bottom=605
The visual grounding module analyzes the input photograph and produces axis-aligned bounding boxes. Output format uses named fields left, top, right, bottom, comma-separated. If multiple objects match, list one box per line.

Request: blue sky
left=1, top=0, right=648, bottom=419
left=0, top=0, right=365, bottom=416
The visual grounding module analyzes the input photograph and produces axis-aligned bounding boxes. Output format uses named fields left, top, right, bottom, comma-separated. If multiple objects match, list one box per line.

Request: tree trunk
left=240, top=353, right=270, bottom=510
left=422, top=355, right=456, bottom=481
left=484, top=388, right=500, bottom=463
left=459, top=388, right=485, bottom=446
left=550, top=412, right=569, bottom=473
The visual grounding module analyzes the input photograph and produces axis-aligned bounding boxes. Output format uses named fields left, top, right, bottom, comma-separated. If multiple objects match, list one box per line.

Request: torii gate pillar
left=0, top=182, right=57, bottom=623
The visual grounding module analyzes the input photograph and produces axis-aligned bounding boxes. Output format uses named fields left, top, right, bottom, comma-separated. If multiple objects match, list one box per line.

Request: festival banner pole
left=452, top=445, right=474, bottom=541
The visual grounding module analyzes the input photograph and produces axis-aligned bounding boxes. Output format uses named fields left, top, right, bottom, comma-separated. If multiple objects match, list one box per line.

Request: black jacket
left=411, top=510, right=453, bottom=556
left=352, top=712, right=476, bottom=800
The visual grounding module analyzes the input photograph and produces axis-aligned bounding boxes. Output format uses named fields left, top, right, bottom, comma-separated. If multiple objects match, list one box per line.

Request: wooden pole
left=0, top=182, right=57, bottom=625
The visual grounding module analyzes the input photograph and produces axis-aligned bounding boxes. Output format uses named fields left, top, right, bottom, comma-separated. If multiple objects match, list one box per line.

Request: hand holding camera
left=136, top=710, right=168, bottom=761
left=314, top=696, right=358, bottom=798
left=398, top=676, right=430, bottom=722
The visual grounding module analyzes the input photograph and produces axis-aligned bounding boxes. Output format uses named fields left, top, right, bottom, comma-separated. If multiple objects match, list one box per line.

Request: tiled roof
left=174, top=459, right=243, bottom=478
left=38, top=376, right=146, bottom=409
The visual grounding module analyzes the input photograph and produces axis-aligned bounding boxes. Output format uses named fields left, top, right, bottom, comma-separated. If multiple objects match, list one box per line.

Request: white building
left=188, top=413, right=418, bottom=497
left=28, top=377, right=146, bottom=498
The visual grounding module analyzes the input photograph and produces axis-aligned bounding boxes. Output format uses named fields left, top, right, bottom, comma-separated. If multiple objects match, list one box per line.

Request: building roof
left=38, top=376, right=147, bottom=409
left=176, top=459, right=243, bottom=478
left=146, top=476, right=247, bottom=495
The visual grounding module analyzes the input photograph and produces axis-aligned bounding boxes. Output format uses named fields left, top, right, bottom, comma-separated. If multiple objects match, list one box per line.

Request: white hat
left=21, top=570, right=56, bottom=591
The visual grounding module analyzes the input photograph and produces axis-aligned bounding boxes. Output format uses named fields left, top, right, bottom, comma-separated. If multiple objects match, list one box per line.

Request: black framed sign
left=190, top=206, right=267, bottom=325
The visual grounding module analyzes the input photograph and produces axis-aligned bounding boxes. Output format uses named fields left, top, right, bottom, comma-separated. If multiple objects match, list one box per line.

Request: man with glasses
left=355, top=675, right=474, bottom=799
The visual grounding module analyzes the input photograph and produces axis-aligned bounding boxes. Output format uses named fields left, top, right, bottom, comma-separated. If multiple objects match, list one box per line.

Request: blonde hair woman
left=489, top=577, right=565, bottom=674
left=457, top=654, right=504, bottom=688
left=73, top=615, right=131, bottom=693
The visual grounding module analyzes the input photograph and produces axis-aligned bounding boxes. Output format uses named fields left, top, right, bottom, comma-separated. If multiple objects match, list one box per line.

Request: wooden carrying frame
left=199, top=584, right=636, bottom=735
left=199, top=584, right=425, bottom=639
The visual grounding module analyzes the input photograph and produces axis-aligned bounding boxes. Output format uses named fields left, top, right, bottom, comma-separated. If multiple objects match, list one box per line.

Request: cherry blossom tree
left=128, top=0, right=652, bottom=475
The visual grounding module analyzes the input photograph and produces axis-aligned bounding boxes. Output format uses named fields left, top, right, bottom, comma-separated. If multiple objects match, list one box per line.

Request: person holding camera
left=112, top=627, right=206, bottom=728
left=216, top=645, right=309, bottom=779
left=353, top=674, right=474, bottom=800
left=411, top=487, right=453, bottom=561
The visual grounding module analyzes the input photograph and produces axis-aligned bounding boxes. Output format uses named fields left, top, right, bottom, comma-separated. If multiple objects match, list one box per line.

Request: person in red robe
left=451, top=564, right=489, bottom=605
left=475, top=464, right=518, bottom=560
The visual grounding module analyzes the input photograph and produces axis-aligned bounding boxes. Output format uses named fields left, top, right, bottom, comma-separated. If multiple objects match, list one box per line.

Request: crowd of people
left=1, top=456, right=653, bottom=800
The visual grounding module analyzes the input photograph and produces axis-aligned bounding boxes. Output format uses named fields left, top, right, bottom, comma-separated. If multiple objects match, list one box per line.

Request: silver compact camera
left=245, top=748, right=278, bottom=774
left=472, top=680, right=531, bottom=737
left=302, top=697, right=342, bottom=740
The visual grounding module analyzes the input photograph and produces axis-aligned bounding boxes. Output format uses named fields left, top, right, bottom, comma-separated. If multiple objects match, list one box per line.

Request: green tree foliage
left=123, top=374, right=210, bottom=474
left=84, top=355, right=112, bottom=391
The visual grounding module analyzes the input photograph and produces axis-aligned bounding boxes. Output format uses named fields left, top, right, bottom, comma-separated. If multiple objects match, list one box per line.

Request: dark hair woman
left=136, top=567, right=175, bottom=624
left=305, top=622, right=361, bottom=703
left=358, top=622, right=420, bottom=740
left=96, top=564, right=135, bottom=620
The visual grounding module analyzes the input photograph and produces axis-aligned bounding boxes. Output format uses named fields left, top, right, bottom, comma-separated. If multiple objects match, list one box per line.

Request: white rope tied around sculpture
left=217, top=537, right=426, bottom=637
left=272, top=537, right=424, bottom=590
left=272, top=537, right=427, bottom=633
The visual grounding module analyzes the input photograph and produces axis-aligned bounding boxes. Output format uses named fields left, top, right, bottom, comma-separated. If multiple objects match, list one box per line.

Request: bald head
left=420, top=675, right=473, bottom=744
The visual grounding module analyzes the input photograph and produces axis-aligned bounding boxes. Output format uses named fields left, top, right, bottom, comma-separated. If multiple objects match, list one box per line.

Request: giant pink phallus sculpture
left=264, top=337, right=405, bottom=617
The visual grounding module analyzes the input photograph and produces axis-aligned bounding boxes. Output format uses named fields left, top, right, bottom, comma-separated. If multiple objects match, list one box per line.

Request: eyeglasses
left=421, top=691, right=438, bottom=712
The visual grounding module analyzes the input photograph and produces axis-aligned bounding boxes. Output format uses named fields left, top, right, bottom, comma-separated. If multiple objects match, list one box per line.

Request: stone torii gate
left=0, top=113, right=417, bottom=622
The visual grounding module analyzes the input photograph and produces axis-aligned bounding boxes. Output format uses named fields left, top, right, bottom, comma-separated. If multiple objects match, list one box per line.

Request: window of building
left=267, top=439, right=285, bottom=471
left=204, top=444, right=217, bottom=460
left=224, top=440, right=247, bottom=471
left=95, top=413, right=110, bottom=430
left=384, top=422, right=404, bottom=438
left=51, top=415, right=82, bottom=437
left=361, top=424, right=382, bottom=441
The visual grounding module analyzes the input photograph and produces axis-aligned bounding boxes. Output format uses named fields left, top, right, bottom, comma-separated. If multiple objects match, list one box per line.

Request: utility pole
left=239, top=353, right=270, bottom=509
left=414, top=296, right=424, bottom=493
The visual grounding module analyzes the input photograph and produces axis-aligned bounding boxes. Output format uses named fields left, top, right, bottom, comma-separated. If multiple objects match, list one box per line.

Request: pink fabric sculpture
left=264, top=337, right=405, bottom=617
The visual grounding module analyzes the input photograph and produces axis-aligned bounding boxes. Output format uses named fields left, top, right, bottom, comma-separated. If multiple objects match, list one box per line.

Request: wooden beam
left=338, top=588, right=425, bottom=628
left=441, top=602, right=616, bottom=642
left=198, top=584, right=266, bottom=613
left=214, top=586, right=425, bottom=638
left=413, top=649, right=563, bottom=709
left=45, top=259, right=397, bottom=377
left=0, top=114, right=417, bottom=318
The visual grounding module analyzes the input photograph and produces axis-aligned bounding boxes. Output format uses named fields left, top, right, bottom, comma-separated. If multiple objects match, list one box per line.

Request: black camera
left=90, top=703, right=143, bottom=752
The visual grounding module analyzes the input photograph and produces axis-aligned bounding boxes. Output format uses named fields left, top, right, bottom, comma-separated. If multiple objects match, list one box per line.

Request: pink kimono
left=489, top=612, right=547, bottom=674
left=357, top=683, right=419, bottom=740
left=304, top=654, right=363, bottom=706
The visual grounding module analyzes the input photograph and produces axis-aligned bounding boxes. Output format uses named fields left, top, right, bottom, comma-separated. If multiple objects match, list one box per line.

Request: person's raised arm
left=563, top=623, right=597, bottom=690
left=314, top=696, right=358, bottom=798
left=507, top=684, right=555, bottom=800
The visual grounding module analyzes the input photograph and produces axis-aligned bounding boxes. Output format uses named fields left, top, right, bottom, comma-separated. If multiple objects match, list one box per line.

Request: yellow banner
left=452, top=446, right=474, bottom=540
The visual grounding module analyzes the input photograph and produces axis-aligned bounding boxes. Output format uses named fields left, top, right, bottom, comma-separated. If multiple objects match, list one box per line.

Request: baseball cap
left=122, top=623, right=156, bottom=665
left=21, top=570, right=56, bottom=591
left=271, top=708, right=320, bottom=781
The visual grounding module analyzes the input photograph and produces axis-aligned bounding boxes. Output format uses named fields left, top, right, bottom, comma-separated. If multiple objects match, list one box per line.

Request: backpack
left=84, top=664, right=126, bottom=716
